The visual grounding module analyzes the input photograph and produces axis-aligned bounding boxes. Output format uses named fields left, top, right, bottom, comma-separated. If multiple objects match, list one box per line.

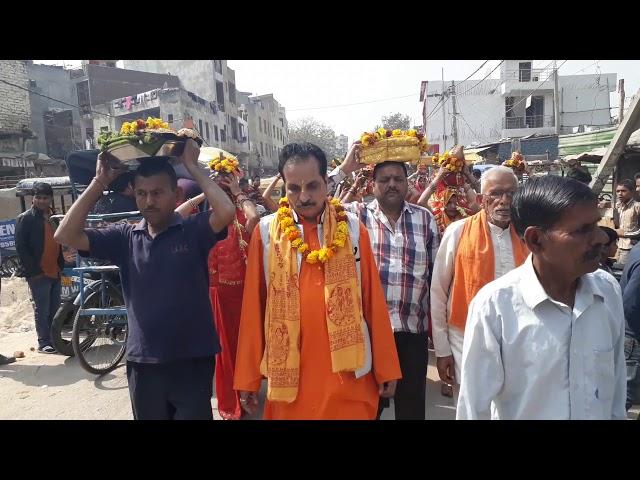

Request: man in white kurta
left=430, top=167, right=521, bottom=393
left=457, top=175, right=627, bottom=420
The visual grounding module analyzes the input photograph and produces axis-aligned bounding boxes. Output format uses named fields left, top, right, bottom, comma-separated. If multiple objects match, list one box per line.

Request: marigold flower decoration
left=277, top=197, right=349, bottom=264
left=209, top=154, right=240, bottom=174
left=119, top=116, right=171, bottom=136
left=502, top=151, right=526, bottom=173
left=435, top=150, right=465, bottom=173
left=358, top=127, right=429, bottom=153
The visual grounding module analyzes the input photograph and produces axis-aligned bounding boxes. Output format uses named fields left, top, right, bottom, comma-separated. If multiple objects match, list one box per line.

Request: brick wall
left=0, top=60, right=31, bottom=138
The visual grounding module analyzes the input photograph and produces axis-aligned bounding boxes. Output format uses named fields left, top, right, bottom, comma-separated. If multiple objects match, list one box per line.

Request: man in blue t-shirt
left=55, top=138, right=236, bottom=419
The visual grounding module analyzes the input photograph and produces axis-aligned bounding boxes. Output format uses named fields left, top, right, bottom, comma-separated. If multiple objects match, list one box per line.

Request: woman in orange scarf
left=430, top=187, right=469, bottom=235
left=176, top=163, right=259, bottom=419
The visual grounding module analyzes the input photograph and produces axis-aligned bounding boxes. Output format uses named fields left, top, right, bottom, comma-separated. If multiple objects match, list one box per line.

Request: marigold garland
left=433, top=151, right=466, bottom=173
left=209, top=154, right=240, bottom=174
left=277, top=197, right=349, bottom=264
left=120, top=116, right=171, bottom=135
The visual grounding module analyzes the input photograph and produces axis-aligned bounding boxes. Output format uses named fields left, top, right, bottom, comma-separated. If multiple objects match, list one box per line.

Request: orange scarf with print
left=430, top=187, right=469, bottom=235
left=448, top=209, right=529, bottom=331
left=260, top=200, right=365, bottom=402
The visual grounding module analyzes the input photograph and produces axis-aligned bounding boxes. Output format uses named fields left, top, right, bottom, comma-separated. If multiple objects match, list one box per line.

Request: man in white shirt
left=430, top=166, right=527, bottom=399
left=457, top=175, right=627, bottom=420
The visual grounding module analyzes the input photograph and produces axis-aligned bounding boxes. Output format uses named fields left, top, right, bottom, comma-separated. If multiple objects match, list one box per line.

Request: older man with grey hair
left=430, top=166, right=529, bottom=402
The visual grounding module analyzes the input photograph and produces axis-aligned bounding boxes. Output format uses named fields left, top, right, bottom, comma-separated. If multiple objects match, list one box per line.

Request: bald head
left=481, top=166, right=518, bottom=194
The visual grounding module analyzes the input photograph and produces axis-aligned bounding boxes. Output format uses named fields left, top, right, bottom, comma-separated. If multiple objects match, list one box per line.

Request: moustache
left=296, top=202, right=316, bottom=208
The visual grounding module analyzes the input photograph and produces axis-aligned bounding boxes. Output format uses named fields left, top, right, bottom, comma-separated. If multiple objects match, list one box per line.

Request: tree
left=377, top=112, right=411, bottom=131
left=287, top=117, right=337, bottom=159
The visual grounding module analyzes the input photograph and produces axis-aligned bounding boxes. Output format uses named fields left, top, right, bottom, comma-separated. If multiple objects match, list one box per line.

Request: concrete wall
left=504, top=126, right=556, bottom=138
left=91, top=88, right=222, bottom=152
left=222, top=64, right=241, bottom=155
left=247, top=94, right=288, bottom=172
left=121, top=60, right=247, bottom=155
left=559, top=73, right=616, bottom=132
left=238, top=90, right=259, bottom=170
left=25, top=62, right=83, bottom=156
left=423, top=70, right=616, bottom=150
left=237, top=90, right=289, bottom=175
left=0, top=60, right=31, bottom=152
left=237, top=112, right=250, bottom=160
left=69, top=65, right=183, bottom=147
left=122, top=60, right=217, bottom=103
left=0, top=187, right=23, bottom=221
left=86, top=64, right=180, bottom=106
left=171, top=90, right=221, bottom=149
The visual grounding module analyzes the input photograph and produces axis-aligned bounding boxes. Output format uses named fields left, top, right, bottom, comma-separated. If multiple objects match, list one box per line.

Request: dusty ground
left=0, top=276, right=454, bottom=420
left=0, top=327, right=455, bottom=420
left=1, top=276, right=636, bottom=420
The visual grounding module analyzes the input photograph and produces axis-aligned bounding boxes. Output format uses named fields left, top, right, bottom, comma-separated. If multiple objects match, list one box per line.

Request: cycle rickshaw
left=64, top=150, right=141, bottom=375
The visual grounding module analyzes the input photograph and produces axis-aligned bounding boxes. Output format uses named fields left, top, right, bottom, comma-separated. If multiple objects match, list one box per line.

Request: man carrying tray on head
left=339, top=128, right=439, bottom=419
left=55, top=118, right=236, bottom=420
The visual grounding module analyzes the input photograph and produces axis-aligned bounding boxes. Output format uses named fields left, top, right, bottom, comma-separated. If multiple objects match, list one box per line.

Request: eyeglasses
left=484, top=190, right=516, bottom=201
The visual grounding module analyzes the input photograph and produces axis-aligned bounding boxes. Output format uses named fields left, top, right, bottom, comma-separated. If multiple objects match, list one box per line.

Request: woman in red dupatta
left=176, top=159, right=259, bottom=419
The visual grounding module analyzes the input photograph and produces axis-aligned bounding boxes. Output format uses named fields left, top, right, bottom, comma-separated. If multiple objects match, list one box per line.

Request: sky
left=35, top=60, right=640, bottom=144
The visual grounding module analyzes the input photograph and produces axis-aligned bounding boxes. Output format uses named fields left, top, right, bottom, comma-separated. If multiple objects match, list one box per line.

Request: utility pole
left=619, top=79, right=625, bottom=123
left=442, top=68, right=447, bottom=150
left=553, top=60, right=560, bottom=135
left=451, top=80, right=459, bottom=146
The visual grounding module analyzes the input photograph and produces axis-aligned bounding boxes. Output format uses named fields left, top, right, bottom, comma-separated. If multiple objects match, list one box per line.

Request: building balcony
left=501, top=67, right=555, bottom=95
left=503, top=114, right=554, bottom=129
left=502, top=115, right=556, bottom=138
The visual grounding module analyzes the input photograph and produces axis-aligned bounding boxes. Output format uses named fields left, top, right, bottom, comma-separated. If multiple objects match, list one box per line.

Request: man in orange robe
left=234, top=142, right=402, bottom=419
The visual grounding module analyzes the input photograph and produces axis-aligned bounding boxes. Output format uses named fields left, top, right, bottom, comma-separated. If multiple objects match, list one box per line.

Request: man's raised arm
left=177, top=138, right=235, bottom=233
left=54, top=152, right=127, bottom=251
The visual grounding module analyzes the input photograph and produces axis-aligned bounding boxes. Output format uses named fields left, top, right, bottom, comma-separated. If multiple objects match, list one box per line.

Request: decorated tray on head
left=208, top=152, right=241, bottom=175
left=502, top=151, right=527, bottom=174
left=97, top=117, right=203, bottom=168
left=355, top=128, right=429, bottom=164
left=433, top=145, right=468, bottom=188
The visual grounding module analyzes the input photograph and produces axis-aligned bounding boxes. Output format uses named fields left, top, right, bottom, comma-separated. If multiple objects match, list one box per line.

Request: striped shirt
left=344, top=199, right=440, bottom=333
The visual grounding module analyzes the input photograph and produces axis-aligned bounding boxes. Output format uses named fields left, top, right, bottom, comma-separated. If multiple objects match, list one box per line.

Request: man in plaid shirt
left=342, top=150, right=439, bottom=420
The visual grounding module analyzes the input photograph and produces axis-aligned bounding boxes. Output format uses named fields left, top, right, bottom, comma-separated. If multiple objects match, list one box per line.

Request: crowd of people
left=4, top=131, right=640, bottom=420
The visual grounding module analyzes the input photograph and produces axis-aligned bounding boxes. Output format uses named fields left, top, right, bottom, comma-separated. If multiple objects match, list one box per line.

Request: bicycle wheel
left=50, top=302, right=78, bottom=356
left=72, top=283, right=127, bottom=376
